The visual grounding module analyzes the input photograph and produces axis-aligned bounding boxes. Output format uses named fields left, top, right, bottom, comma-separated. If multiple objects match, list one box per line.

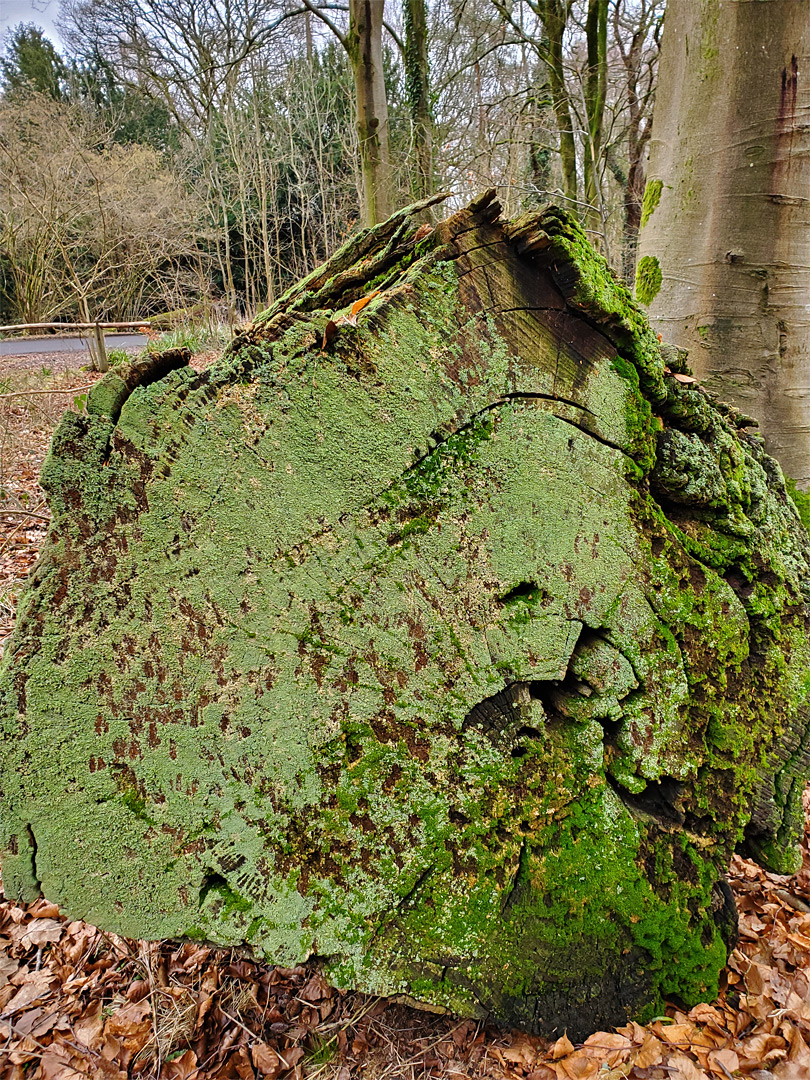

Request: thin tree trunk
left=252, top=76, right=275, bottom=307
left=348, top=0, right=393, bottom=226
left=404, top=0, right=434, bottom=203
left=622, top=156, right=643, bottom=285
left=582, top=0, right=608, bottom=239
left=540, top=1, right=577, bottom=203
left=638, top=0, right=810, bottom=487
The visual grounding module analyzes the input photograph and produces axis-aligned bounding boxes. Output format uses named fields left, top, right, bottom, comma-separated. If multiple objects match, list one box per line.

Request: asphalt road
left=0, top=333, right=148, bottom=357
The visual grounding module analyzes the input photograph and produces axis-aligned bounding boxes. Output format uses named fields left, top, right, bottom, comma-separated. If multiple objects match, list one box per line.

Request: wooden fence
left=0, top=322, right=151, bottom=372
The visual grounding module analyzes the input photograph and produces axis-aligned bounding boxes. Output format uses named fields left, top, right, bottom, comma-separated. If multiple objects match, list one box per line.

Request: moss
left=120, top=790, right=156, bottom=826
left=640, top=179, right=663, bottom=227
left=786, top=477, right=810, bottom=531
left=86, top=373, right=129, bottom=420
left=507, top=206, right=668, bottom=411
left=635, top=255, right=662, bottom=306
left=610, top=356, right=658, bottom=476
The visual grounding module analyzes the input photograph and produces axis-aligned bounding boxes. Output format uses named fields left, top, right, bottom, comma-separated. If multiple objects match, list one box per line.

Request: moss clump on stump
left=1, top=192, right=809, bottom=1040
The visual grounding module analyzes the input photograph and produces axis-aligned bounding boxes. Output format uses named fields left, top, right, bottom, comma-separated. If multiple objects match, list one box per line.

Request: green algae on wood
left=1, top=192, right=809, bottom=1041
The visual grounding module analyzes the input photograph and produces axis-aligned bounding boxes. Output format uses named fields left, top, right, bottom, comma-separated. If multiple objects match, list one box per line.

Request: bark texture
left=349, top=0, right=392, bottom=226
left=1, top=193, right=809, bottom=1039
left=637, top=0, right=810, bottom=488
left=403, top=0, right=433, bottom=203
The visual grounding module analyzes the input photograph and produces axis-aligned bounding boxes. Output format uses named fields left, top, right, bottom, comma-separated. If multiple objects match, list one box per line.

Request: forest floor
left=1, top=359, right=810, bottom=1080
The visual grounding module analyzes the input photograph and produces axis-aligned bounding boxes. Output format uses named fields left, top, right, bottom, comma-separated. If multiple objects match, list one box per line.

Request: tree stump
left=2, top=193, right=809, bottom=1038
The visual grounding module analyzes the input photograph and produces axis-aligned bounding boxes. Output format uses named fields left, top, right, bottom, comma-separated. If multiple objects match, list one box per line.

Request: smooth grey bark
left=637, top=0, right=810, bottom=488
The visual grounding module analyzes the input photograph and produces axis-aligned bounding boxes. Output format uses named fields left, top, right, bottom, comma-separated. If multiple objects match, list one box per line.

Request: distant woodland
left=0, top=1, right=663, bottom=325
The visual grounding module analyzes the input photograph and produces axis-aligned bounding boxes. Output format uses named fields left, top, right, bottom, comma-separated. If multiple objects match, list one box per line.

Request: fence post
left=91, top=322, right=109, bottom=373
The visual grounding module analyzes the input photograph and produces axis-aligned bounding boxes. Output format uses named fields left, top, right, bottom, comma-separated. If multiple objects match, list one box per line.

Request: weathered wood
left=1, top=194, right=808, bottom=1039
left=90, top=322, right=110, bottom=373
left=0, top=321, right=151, bottom=332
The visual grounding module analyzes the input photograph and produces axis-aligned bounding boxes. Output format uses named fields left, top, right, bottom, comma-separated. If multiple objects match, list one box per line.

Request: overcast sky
left=1, top=0, right=64, bottom=48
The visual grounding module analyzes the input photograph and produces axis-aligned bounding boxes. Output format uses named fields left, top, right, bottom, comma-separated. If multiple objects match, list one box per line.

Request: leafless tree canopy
left=0, top=0, right=664, bottom=322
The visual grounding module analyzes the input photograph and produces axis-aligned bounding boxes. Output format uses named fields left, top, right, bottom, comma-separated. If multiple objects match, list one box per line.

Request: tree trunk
left=637, top=0, right=810, bottom=488
left=582, top=0, right=608, bottom=234
left=2, top=193, right=808, bottom=1040
left=348, top=0, right=393, bottom=226
left=403, top=0, right=434, bottom=203
left=540, top=0, right=578, bottom=203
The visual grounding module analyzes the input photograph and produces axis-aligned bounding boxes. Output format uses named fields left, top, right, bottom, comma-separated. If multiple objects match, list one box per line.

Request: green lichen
left=640, top=179, right=663, bottom=227
left=1, top=195, right=808, bottom=1039
left=635, top=255, right=663, bottom=306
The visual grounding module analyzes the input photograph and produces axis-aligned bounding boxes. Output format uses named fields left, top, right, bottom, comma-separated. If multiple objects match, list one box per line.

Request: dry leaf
left=38, top=1046, right=85, bottom=1080
left=581, top=1032, right=631, bottom=1052
left=321, top=320, right=339, bottom=348
left=630, top=1033, right=665, bottom=1068
left=665, top=1051, right=709, bottom=1079
left=688, top=1004, right=724, bottom=1025
left=299, top=973, right=331, bottom=1002
left=3, top=973, right=53, bottom=1014
left=20, top=918, right=64, bottom=949
left=74, top=999, right=105, bottom=1049
left=29, top=900, right=61, bottom=919
left=0, top=953, right=18, bottom=987
left=656, top=1022, right=697, bottom=1048
left=738, top=1031, right=786, bottom=1065
left=707, top=1047, right=739, bottom=1075
left=104, top=998, right=152, bottom=1052
left=232, top=1046, right=255, bottom=1080
left=162, top=1048, right=199, bottom=1080
left=349, top=290, right=379, bottom=317
left=251, top=1043, right=282, bottom=1078
left=555, top=1053, right=599, bottom=1079
left=126, top=979, right=150, bottom=1003
left=283, top=1046, right=305, bottom=1068
left=551, top=1032, right=575, bottom=1059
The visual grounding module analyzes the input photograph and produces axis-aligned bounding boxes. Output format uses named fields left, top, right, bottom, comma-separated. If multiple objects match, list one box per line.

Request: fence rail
left=0, top=321, right=150, bottom=333
left=0, top=321, right=151, bottom=371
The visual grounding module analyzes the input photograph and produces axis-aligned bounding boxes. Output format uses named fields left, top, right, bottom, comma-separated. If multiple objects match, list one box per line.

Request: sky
left=0, top=0, right=64, bottom=48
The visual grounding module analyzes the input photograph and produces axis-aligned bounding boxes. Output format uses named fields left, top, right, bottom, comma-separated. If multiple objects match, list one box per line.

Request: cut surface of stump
left=1, top=193, right=809, bottom=1039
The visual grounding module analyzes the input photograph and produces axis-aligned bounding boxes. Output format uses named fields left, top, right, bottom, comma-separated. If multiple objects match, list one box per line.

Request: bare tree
left=0, top=93, right=208, bottom=322
left=606, top=0, right=662, bottom=283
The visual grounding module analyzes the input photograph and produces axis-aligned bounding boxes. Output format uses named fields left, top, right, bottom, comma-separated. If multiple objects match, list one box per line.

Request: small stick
left=0, top=383, right=98, bottom=400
